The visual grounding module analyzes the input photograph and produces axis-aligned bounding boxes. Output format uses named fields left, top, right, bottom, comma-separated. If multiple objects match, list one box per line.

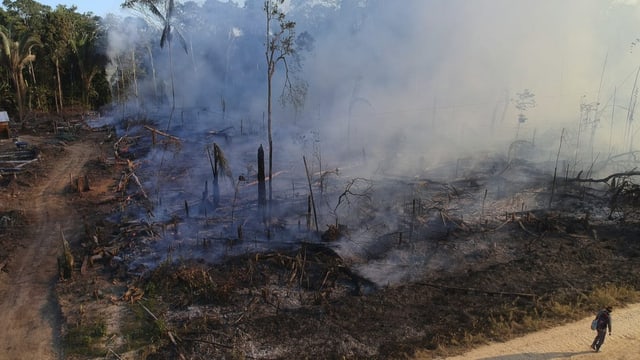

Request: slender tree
left=44, top=6, right=76, bottom=112
left=264, top=0, right=308, bottom=209
left=69, top=25, right=108, bottom=109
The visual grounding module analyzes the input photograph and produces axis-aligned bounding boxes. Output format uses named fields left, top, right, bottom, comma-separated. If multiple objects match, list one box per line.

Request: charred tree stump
left=303, top=156, right=319, bottom=232
left=73, top=175, right=90, bottom=193
left=83, top=174, right=90, bottom=191
left=57, top=228, right=74, bottom=280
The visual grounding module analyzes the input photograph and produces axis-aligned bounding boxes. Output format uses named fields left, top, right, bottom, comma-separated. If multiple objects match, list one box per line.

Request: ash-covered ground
left=49, top=113, right=640, bottom=359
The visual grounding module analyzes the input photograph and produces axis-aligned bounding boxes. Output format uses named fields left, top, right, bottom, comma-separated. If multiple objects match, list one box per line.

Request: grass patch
left=63, top=318, right=107, bottom=356
left=120, top=299, right=167, bottom=352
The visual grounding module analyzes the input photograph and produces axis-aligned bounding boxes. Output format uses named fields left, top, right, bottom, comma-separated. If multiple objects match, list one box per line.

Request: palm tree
left=69, top=30, right=107, bottom=109
left=0, top=26, right=41, bottom=122
left=123, top=0, right=188, bottom=127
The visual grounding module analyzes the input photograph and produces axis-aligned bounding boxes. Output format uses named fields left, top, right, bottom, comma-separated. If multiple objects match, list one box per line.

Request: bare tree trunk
left=167, top=40, right=176, bottom=130
left=267, top=65, right=273, bottom=220
left=258, top=145, right=266, bottom=221
left=56, top=58, right=63, bottom=113
left=132, top=49, right=139, bottom=109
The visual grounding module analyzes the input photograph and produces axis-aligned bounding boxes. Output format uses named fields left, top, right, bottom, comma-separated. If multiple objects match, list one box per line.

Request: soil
left=1, top=117, right=640, bottom=359
left=0, top=133, right=100, bottom=358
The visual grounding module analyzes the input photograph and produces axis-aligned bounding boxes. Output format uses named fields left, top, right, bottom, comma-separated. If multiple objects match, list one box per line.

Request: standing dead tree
left=258, top=144, right=266, bottom=223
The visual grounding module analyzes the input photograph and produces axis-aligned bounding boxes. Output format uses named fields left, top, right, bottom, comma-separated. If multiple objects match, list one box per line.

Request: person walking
left=591, top=306, right=612, bottom=352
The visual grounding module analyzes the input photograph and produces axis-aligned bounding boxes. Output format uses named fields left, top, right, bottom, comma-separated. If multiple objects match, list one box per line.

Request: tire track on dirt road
left=0, top=141, right=92, bottom=360
left=438, top=302, right=640, bottom=360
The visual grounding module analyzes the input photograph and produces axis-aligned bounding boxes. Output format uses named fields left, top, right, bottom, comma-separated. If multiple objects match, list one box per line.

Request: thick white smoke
left=105, top=0, right=640, bottom=169
left=104, top=0, right=640, bottom=283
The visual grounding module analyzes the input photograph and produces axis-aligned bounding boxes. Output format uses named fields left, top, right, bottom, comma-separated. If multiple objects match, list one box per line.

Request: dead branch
left=129, top=171, right=148, bottom=199
left=233, top=295, right=260, bottom=325
left=107, top=348, right=123, bottom=360
left=116, top=160, right=148, bottom=200
left=518, top=220, right=538, bottom=237
left=181, top=337, right=237, bottom=351
left=207, top=126, right=233, bottom=136
left=113, top=135, right=127, bottom=159
left=139, top=301, right=186, bottom=359
left=566, top=171, right=640, bottom=184
left=333, top=178, right=373, bottom=216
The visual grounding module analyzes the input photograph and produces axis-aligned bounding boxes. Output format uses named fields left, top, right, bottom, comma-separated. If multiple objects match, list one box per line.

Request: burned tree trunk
left=200, top=181, right=211, bottom=215
left=213, top=152, right=220, bottom=208
left=207, top=145, right=220, bottom=209
left=258, top=145, right=266, bottom=219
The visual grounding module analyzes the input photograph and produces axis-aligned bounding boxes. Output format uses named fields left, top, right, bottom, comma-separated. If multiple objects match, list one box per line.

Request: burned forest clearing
left=3, top=0, right=640, bottom=359
left=0, top=112, right=638, bottom=360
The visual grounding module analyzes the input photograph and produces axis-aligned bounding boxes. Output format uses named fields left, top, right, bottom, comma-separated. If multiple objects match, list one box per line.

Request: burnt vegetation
left=42, top=117, right=640, bottom=359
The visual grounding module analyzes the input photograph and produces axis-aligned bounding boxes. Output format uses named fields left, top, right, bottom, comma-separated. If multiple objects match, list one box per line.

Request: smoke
left=105, top=0, right=640, bottom=162
left=104, top=0, right=640, bottom=284
left=300, top=0, right=639, bottom=167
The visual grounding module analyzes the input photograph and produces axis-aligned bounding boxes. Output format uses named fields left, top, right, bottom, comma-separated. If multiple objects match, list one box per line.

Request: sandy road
left=0, top=141, right=92, bottom=360
left=438, top=302, right=640, bottom=360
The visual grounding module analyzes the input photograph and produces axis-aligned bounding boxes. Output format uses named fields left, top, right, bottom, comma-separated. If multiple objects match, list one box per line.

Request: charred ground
left=1, top=115, right=640, bottom=359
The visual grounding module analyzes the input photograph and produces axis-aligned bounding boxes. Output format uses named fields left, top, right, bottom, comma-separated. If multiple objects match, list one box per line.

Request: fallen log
left=144, top=125, right=181, bottom=143
left=243, top=170, right=286, bottom=187
left=417, top=282, right=536, bottom=299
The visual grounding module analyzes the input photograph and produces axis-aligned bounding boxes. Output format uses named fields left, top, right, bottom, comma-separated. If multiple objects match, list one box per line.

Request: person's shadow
left=473, top=351, right=594, bottom=360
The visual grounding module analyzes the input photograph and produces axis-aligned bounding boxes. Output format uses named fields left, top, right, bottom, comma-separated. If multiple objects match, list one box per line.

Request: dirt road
left=437, top=302, right=640, bottom=360
left=0, top=140, right=92, bottom=360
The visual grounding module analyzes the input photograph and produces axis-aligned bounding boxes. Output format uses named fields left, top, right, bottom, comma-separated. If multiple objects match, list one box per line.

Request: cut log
left=144, top=125, right=181, bottom=142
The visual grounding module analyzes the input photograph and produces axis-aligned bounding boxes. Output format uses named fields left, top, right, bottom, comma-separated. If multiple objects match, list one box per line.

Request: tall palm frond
left=124, top=0, right=188, bottom=54
left=0, top=25, right=42, bottom=121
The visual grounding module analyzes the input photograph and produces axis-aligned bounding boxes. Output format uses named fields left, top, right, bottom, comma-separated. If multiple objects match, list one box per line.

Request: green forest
left=0, top=0, right=112, bottom=121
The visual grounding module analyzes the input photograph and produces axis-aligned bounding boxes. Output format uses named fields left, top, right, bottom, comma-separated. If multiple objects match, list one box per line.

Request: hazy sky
left=36, top=0, right=232, bottom=17
left=38, top=0, right=127, bottom=16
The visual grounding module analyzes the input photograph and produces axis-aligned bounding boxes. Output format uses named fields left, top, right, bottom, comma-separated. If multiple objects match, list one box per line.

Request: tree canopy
left=0, top=0, right=110, bottom=119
